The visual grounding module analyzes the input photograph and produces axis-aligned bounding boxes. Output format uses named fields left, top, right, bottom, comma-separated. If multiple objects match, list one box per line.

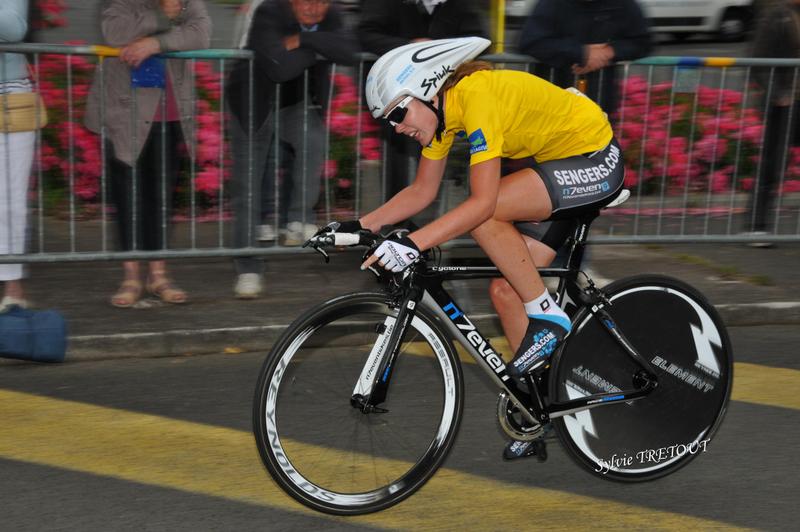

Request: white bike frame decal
left=352, top=316, right=396, bottom=397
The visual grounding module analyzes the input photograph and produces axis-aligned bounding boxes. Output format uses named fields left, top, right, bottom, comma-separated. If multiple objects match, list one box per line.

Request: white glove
left=372, top=235, right=420, bottom=272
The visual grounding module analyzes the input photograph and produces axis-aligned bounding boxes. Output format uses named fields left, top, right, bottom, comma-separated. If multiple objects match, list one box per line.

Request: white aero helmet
left=365, top=36, right=492, bottom=120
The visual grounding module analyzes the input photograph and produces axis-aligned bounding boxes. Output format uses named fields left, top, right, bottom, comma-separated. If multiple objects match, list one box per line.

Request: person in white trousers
left=1, top=0, right=35, bottom=311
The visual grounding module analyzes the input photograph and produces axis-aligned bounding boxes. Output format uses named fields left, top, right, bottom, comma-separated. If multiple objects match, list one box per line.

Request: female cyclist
left=324, top=36, right=624, bottom=420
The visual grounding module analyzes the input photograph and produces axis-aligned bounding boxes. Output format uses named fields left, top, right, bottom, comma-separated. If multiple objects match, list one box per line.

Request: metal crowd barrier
left=2, top=44, right=800, bottom=265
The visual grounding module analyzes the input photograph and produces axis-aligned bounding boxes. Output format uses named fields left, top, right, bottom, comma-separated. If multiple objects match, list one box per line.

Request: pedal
left=502, top=435, right=549, bottom=462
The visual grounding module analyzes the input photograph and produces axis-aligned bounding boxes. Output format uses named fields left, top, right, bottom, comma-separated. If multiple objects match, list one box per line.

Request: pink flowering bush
left=325, top=73, right=381, bottom=207
left=177, top=61, right=230, bottom=206
left=36, top=48, right=101, bottom=212
left=34, top=0, right=67, bottom=30
left=768, top=147, right=800, bottom=194
left=614, top=76, right=797, bottom=195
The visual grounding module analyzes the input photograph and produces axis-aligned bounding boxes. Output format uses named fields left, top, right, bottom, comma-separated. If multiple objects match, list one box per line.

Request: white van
left=639, top=0, right=754, bottom=40
left=505, top=0, right=755, bottom=41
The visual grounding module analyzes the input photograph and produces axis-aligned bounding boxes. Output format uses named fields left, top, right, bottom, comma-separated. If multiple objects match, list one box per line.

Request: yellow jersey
left=422, top=69, right=613, bottom=165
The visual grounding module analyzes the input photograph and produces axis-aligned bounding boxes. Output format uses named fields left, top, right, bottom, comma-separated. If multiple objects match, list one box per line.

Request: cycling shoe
left=503, top=438, right=547, bottom=462
left=508, top=317, right=570, bottom=377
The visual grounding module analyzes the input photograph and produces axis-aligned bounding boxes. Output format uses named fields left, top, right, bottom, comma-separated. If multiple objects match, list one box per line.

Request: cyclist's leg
left=489, top=234, right=555, bottom=353
left=486, top=141, right=625, bottom=457
left=474, top=140, right=625, bottom=377
left=472, top=169, right=571, bottom=376
left=471, top=168, right=551, bottom=300
left=492, top=219, right=579, bottom=351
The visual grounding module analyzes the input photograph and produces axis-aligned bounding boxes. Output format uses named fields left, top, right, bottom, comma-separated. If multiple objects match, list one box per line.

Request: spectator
left=518, top=0, right=652, bottom=116
left=84, top=0, right=211, bottom=307
left=227, top=0, right=357, bottom=298
left=357, top=0, right=487, bottom=199
left=1, top=0, right=36, bottom=311
left=747, top=0, right=800, bottom=245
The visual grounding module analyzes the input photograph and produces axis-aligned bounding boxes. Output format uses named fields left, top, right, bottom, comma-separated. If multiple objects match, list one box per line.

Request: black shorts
left=514, top=219, right=578, bottom=251
left=532, top=138, right=625, bottom=220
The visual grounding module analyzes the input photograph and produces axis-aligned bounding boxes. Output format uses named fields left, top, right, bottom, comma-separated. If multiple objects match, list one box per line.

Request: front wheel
left=253, top=292, right=464, bottom=515
left=549, top=275, right=733, bottom=481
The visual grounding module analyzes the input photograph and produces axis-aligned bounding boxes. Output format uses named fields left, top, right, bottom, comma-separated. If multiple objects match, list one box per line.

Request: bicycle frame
left=358, top=213, right=659, bottom=427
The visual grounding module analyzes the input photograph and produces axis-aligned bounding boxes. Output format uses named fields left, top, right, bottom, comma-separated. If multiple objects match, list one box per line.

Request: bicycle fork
left=350, top=284, right=424, bottom=414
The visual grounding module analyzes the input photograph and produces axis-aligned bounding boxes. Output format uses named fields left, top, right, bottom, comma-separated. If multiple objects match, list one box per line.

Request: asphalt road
left=1, top=324, right=797, bottom=531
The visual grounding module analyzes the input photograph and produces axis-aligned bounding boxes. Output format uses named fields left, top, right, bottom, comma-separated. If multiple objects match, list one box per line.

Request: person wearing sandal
left=84, top=0, right=211, bottom=308
left=110, top=265, right=189, bottom=308
left=1, top=0, right=36, bottom=312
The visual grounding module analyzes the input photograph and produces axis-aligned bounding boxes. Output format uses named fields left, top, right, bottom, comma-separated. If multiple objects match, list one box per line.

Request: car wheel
left=718, top=9, right=747, bottom=42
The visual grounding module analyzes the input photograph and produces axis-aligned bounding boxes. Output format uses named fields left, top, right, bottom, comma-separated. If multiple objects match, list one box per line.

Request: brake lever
left=303, top=236, right=331, bottom=263
left=314, top=245, right=330, bottom=263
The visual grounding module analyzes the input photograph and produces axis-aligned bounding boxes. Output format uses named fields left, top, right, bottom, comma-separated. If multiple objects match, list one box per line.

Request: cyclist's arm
left=407, top=157, right=501, bottom=250
left=359, top=155, right=447, bottom=232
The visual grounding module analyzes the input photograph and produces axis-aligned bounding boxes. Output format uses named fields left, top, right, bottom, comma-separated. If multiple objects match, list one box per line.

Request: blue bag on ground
left=0, top=306, right=68, bottom=362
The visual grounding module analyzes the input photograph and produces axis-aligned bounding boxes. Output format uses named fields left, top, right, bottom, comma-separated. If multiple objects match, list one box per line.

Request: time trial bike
left=252, top=190, right=732, bottom=515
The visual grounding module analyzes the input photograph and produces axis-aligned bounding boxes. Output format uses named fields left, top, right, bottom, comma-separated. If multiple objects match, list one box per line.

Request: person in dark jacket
left=358, top=0, right=487, bottom=55
left=357, top=0, right=487, bottom=198
left=518, top=0, right=652, bottom=116
left=227, top=0, right=357, bottom=298
left=746, top=0, right=800, bottom=244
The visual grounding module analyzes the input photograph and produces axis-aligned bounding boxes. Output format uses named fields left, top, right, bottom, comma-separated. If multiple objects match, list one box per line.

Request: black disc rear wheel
left=549, top=275, right=732, bottom=481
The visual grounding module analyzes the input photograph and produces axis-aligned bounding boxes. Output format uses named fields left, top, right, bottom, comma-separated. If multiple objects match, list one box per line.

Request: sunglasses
left=384, top=96, right=413, bottom=126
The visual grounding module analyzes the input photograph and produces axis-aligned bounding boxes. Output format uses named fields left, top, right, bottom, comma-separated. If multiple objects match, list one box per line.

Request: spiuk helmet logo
left=420, top=64, right=454, bottom=96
